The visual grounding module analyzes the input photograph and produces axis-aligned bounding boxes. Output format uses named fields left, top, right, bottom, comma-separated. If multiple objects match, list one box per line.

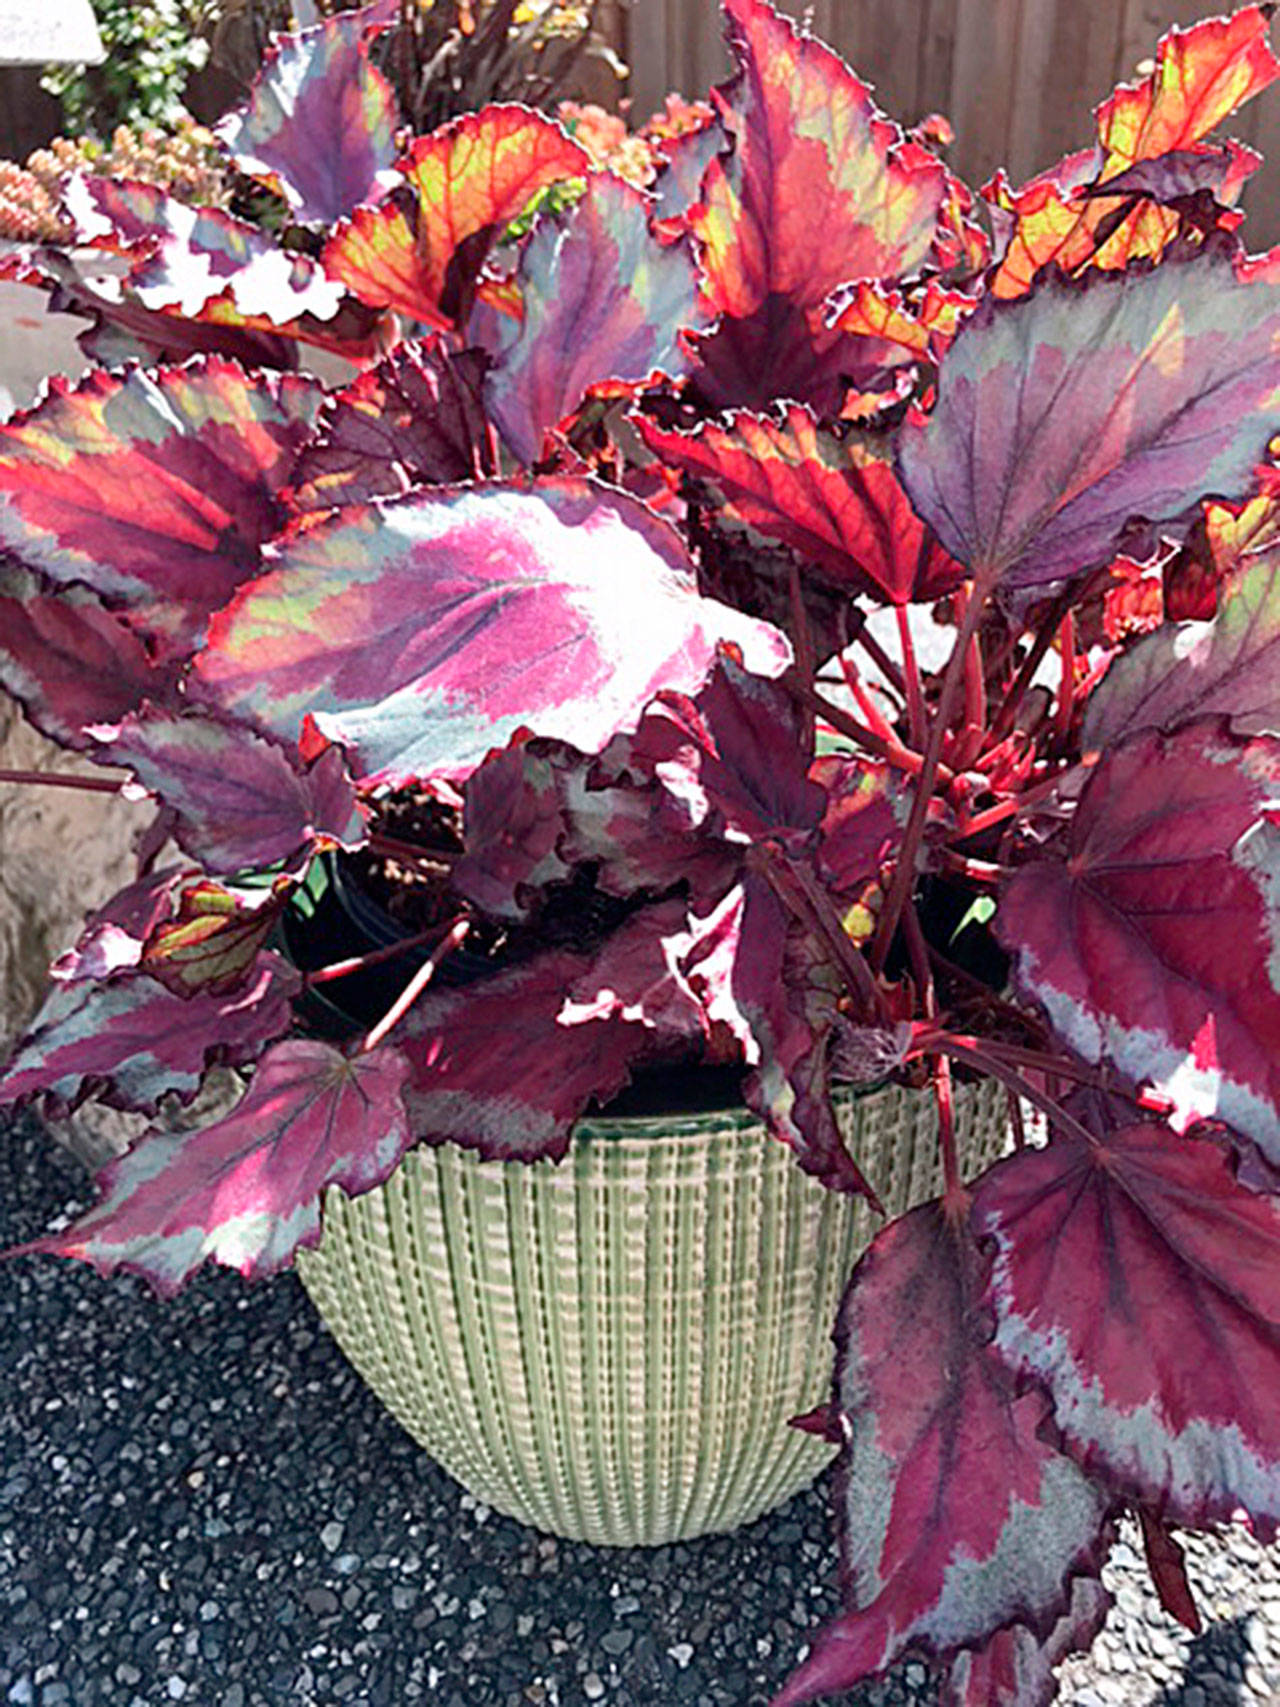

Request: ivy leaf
left=0, top=358, right=322, bottom=655
left=0, top=954, right=298, bottom=1116
left=214, top=5, right=398, bottom=226
left=638, top=404, right=964, bottom=606
left=898, top=248, right=1280, bottom=590
left=93, top=709, right=365, bottom=877
left=997, top=721, right=1280, bottom=1162
left=971, top=1122, right=1280, bottom=1539
left=1085, top=550, right=1280, bottom=749
left=323, top=105, right=590, bottom=330
left=774, top=1203, right=1109, bottom=1706
left=286, top=337, right=491, bottom=513
left=0, top=560, right=176, bottom=748
left=478, top=172, right=708, bottom=465
left=2, top=1041, right=412, bottom=1299
left=194, top=477, right=790, bottom=786
left=688, top=0, right=944, bottom=408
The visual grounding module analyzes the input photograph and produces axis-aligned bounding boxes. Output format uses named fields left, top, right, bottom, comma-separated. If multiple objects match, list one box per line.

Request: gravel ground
left=2, top=1110, right=1279, bottom=1707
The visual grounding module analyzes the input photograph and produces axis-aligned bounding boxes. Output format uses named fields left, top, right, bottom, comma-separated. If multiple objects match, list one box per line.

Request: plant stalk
left=362, top=917, right=471, bottom=1052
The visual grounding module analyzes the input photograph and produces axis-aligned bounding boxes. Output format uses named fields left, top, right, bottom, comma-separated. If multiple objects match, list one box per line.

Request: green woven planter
left=295, top=1076, right=1009, bottom=1547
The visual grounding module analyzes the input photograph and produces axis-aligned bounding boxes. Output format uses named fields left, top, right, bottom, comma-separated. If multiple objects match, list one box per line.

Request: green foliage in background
left=41, top=0, right=210, bottom=135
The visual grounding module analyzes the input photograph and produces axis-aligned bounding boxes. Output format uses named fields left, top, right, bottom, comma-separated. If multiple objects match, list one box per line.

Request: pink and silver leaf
left=773, top=1203, right=1109, bottom=1706
left=940, top=1573, right=1113, bottom=1707
left=898, top=246, right=1280, bottom=589
left=2, top=1040, right=412, bottom=1299
left=996, top=721, right=1280, bottom=1162
left=476, top=171, right=709, bottom=465
left=0, top=952, right=298, bottom=1116
left=970, top=1122, right=1280, bottom=1540
left=91, top=707, right=364, bottom=877
left=214, top=5, right=399, bottom=226
left=193, top=477, right=790, bottom=786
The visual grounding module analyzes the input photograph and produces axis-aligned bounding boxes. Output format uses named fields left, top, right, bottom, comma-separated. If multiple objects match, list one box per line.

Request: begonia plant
left=1, top=1, right=1279, bottom=1701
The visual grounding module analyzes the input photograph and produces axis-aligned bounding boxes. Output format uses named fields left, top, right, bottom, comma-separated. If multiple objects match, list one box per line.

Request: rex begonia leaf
left=214, top=5, right=398, bottom=226
left=64, top=176, right=367, bottom=352
left=0, top=560, right=176, bottom=748
left=940, top=1574, right=1112, bottom=1707
left=0, top=358, right=322, bottom=654
left=323, top=106, right=591, bottom=330
left=825, top=279, right=974, bottom=370
left=1083, top=144, right=1250, bottom=204
left=3, top=1040, right=412, bottom=1299
left=639, top=404, right=965, bottom=605
left=987, top=7, right=1278, bottom=299
left=454, top=736, right=576, bottom=919
left=0, top=952, right=298, bottom=1116
left=478, top=172, right=707, bottom=466
left=996, top=721, right=1280, bottom=1162
left=685, top=0, right=944, bottom=411
left=617, top=653, right=823, bottom=848
left=286, top=338, right=491, bottom=513
left=971, top=1122, right=1280, bottom=1539
left=1204, top=467, right=1280, bottom=575
left=396, top=931, right=692, bottom=1163
left=691, top=0, right=944, bottom=321
left=730, top=868, right=881, bottom=1200
left=897, top=247, right=1280, bottom=590
left=193, top=478, right=790, bottom=786
left=94, top=709, right=365, bottom=877
left=810, top=755, right=909, bottom=898
left=558, top=897, right=714, bottom=1044
left=50, top=867, right=192, bottom=985
left=141, top=879, right=288, bottom=998
left=774, top=1204, right=1109, bottom=1706
left=648, top=115, right=724, bottom=228
left=1084, top=550, right=1280, bottom=749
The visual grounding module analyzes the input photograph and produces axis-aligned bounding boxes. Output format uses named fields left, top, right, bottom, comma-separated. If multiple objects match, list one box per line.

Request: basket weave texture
left=296, top=1077, right=1010, bottom=1546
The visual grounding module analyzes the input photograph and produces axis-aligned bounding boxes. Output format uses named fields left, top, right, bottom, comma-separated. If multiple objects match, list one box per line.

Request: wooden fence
left=615, top=0, right=1280, bottom=246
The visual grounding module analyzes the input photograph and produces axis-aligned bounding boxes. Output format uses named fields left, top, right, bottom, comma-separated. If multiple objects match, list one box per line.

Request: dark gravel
left=1, top=1111, right=1274, bottom=1707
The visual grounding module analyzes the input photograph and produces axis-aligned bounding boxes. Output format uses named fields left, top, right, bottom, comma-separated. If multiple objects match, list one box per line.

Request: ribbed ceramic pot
left=295, top=1076, right=1009, bottom=1547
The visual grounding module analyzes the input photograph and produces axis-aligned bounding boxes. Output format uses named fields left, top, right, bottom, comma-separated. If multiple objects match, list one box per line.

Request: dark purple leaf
left=810, top=755, right=910, bottom=898
left=477, top=172, right=707, bottom=465
left=3, top=1040, right=411, bottom=1298
left=996, top=721, right=1280, bottom=1163
left=0, top=559, right=176, bottom=748
left=1085, top=549, right=1280, bottom=749
left=94, top=709, right=365, bottom=876
left=898, top=247, right=1280, bottom=589
left=0, top=952, right=299, bottom=1115
left=286, top=338, right=491, bottom=513
left=1138, top=1507, right=1201, bottom=1634
left=971, top=1122, right=1280, bottom=1540
left=774, top=1204, right=1109, bottom=1706
left=1083, top=144, right=1244, bottom=203
left=214, top=5, right=399, bottom=225
left=194, top=477, right=790, bottom=786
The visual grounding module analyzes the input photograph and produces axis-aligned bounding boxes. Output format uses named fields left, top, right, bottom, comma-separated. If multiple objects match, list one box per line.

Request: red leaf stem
left=800, top=682, right=951, bottom=784
left=0, top=767, right=125, bottom=794
left=1052, top=610, right=1077, bottom=751
left=871, top=576, right=990, bottom=976
left=839, top=653, right=898, bottom=742
left=304, top=924, right=449, bottom=988
left=934, top=1035, right=1099, bottom=1149
left=896, top=604, right=926, bottom=749
left=361, top=916, right=470, bottom=1051
left=851, top=618, right=906, bottom=696
left=1008, top=1089, right=1027, bottom=1150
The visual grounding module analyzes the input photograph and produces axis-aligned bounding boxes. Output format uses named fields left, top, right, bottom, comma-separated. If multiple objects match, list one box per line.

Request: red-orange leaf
left=324, top=105, right=590, bottom=330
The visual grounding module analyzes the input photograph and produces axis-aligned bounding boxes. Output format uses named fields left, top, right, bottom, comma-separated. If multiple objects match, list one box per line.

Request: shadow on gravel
left=1154, top=1613, right=1254, bottom=1704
